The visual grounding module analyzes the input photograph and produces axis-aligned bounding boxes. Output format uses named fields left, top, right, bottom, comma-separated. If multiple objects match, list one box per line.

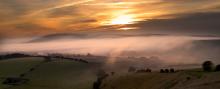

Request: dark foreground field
left=0, top=57, right=220, bottom=89
left=101, top=69, right=220, bottom=89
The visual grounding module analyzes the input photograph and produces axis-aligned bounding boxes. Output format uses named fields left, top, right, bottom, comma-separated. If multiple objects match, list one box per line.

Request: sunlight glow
left=110, top=15, right=135, bottom=25
left=118, top=27, right=139, bottom=31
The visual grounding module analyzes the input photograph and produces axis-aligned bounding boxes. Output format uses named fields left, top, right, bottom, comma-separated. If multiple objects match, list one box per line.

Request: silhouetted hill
left=27, top=33, right=169, bottom=43
left=193, top=39, right=220, bottom=47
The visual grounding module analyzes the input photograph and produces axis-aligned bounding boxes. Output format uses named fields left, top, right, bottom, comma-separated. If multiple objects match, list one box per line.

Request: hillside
left=0, top=57, right=97, bottom=89
left=101, top=70, right=220, bottom=89
left=1, top=57, right=220, bottom=89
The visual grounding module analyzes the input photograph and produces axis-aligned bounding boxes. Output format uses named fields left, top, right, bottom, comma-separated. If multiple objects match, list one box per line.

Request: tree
left=170, top=68, right=175, bottom=73
left=165, top=69, right=169, bottom=73
left=128, top=66, right=136, bottom=72
left=44, top=56, right=51, bottom=62
left=215, top=64, right=220, bottom=71
left=146, top=68, right=152, bottom=72
left=202, top=61, right=214, bottom=72
left=93, top=81, right=101, bottom=89
left=160, top=69, right=164, bottom=73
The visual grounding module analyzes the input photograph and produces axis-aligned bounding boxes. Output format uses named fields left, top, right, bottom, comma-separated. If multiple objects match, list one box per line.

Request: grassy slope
left=0, top=57, right=97, bottom=89
left=1, top=57, right=220, bottom=89
left=102, top=70, right=220, bottom=89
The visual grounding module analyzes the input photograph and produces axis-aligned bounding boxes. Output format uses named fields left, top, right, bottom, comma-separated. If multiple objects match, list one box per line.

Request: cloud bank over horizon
left=1, top=35, right=220, bottom=64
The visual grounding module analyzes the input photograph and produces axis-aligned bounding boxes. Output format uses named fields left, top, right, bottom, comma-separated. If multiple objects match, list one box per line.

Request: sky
left=1, top=0, right=220, bottom=64
left=0, top=0, right=220, bottom=38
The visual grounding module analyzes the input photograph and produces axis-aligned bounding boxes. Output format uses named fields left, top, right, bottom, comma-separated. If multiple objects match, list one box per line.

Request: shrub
left=215, top=64, right=220, bottom=71
left=186, top=77, right=191, bottom=80
left=29, top=68, right=35, bottom=71
left=19, top=74, right=25, bottom=77
left=202, top=61, right=214, bottom=72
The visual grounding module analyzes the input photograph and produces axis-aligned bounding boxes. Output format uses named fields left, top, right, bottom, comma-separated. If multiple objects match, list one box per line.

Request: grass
left=101, top=69, right=220, bottom=89
left=0, top=57, right=44, bottom=77
left=102, top=73, right=182, bottom=89
left=0, top=57, right=97, bottom=89
left=1, top=57, right=220, bottom=89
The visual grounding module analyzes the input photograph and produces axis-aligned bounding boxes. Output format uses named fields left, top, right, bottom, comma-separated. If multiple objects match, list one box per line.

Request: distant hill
left=27, top=33, right=169, bottom=43
left=192, top=39, right=220, bottom=47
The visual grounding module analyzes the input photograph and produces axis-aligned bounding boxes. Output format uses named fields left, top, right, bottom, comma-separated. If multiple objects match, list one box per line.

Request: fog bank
left=1, top=36, right=220, bottom=64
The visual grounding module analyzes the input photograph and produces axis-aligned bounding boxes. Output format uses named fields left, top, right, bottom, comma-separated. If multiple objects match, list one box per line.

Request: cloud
left=130, top=12, right=220, bottom=36
left=47, top=6, right=79, bottom=18
left=1, top=35, right=220, bottom=64
left=0, top=0, right=220, bottom=38
left=0, top=22, right=55, bottom=38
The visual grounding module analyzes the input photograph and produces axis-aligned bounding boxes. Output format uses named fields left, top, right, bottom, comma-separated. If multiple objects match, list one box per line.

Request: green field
left=0, top=57, right=97, bottom=89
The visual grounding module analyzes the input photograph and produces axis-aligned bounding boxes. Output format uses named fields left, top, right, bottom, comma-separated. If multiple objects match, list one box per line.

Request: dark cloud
left=131, top=12, right=220, bottom=36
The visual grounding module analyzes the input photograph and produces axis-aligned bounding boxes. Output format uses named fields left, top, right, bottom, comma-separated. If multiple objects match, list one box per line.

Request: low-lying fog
left=1, top=35, right=220, bottom=65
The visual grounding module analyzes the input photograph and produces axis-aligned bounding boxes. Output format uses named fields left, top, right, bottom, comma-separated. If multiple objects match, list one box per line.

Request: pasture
left=0, top=57, right=97, bottom=89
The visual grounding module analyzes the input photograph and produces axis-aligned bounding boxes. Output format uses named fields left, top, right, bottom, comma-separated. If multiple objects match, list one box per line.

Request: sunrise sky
left=0, top=0, right=220, bottom=38
left=1, top=0, right=220, bottom=63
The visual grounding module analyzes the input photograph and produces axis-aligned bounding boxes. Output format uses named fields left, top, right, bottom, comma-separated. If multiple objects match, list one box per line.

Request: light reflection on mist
left=1, top=36, right=220, bottom=64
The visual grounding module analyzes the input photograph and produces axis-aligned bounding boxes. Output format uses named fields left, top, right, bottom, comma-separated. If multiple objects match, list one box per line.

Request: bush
left=202, top=61, right=214, bottom=72
left=215, top=64, right=220, bottom=71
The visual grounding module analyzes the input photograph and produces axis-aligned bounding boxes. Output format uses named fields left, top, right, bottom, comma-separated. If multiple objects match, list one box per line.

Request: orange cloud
left=0, top=0, right=220, bottom=38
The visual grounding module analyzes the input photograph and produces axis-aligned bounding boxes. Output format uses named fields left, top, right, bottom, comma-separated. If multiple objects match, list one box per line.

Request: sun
left=110, top=15, right=134, bottom=25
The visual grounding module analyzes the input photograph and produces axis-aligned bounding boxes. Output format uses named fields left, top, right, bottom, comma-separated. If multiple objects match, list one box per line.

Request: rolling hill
left=0, top=57, right=98, bottom=89
left=101, top=69, right=220, bottom=89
